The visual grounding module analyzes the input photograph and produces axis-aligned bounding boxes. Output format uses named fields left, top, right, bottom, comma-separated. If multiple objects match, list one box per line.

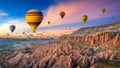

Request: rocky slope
left=0, top=41, right=119, bottom=68
left=61, top=32, right=120, bottom=46
left=60, top=22, right=120, bottom=46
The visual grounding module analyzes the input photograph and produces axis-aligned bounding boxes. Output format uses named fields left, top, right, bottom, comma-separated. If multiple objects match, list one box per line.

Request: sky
left=0, top=0, right=120, bottom=37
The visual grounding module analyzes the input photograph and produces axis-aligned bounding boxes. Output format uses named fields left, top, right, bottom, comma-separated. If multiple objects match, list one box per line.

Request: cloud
left=0, top=9, right=8, bottom=16
left=0, top=18, right=31, bottom=34
left=41, top=1, right=93, bottom=27
left=37, top=0, right=120, bottom=36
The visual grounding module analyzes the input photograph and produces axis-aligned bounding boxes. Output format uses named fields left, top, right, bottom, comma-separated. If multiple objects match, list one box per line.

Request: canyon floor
left=0, top=22, right=120, bottom=68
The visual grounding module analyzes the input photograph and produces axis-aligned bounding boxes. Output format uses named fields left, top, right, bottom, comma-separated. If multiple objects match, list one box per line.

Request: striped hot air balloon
left=25, top=9, right=43, bottom=32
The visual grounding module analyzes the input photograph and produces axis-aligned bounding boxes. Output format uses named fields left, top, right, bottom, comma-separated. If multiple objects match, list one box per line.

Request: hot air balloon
left=81, top=15, right=88, bottom=23
left=23, top=32, right=25, bottom=34
left=69, top=28, right=71, bottom=30
left=9, top=25, right=16, bottom=33
left=25, top=9, right=43, bottom=32
left=48, top=21, right=50, bottom=24
left=101, top=8, right=106, bottom=14
left=60, top=11, right=65, bottom=19
left=7, top=34, right=9, bottom=36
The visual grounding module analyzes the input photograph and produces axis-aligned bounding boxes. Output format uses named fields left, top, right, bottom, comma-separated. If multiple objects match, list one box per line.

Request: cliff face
left=61, top=32, right=120, bottom=46
left=60, top=22, right=120, bottom=46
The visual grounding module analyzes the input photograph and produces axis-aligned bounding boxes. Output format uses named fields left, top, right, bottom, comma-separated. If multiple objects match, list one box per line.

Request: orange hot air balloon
left=25, top=9, right=43, bottom=32
left=60, top=11, right=65, bottom=19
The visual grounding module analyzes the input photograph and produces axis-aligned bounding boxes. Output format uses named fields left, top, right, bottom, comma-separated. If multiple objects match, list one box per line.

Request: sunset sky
left=0, top=0, right=120, bottom=36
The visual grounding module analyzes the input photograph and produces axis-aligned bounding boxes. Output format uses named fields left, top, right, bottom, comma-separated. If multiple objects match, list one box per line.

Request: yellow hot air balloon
left=101, top=8, right=106, bottom=14
left=9, top=25, right=16, bottom=33
left=60, top=11, right=65, bottom=19
left=81, top=15, right=88, bottom=23
left=25, top=9, right=43, bottom=32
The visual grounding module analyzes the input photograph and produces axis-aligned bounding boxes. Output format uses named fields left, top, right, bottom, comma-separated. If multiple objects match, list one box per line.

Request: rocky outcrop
left=7, top=52, right=23, bottom=66
left=113, top=32, right=120, bottom=46
left=61, top=32, right=120, bottom=46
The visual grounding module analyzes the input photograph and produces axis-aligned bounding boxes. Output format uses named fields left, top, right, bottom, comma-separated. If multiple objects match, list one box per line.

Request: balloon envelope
left=81, top=15, right=88, bottom=22
left=9, top=25, right=16, bottom=32
left=25, top=9, right=43, bottom=32
left=60, top=11, right=65, bottom=19
left=23, top=32, right=25, bottom=34
left=48, top=21, right=50, bottom=24
left=101, top=8, right=106, bottom=14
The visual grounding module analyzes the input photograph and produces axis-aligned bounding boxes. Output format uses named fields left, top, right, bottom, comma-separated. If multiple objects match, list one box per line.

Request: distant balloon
left=40, top=33, right=43, bottom=35
left=60, top=11, right=65, bottom=19
left=101, top=8, right=106, bottom=14
left=23, top=32, right=25, bottom=34
left=7, top=34, right=9, bottom=36
left=25, top=9, right=43, bottom=32
left=9, top=25, right=16, bottom=33
left=48, top=21, right=50, bottom=24
left=81, top=15, right=88, bottom=23
left=69, top=28, right=71, bottom=30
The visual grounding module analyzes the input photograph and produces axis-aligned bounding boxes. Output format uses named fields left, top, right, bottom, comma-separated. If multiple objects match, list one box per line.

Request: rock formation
left=0, top=42, right=118, bottom=68
left=60, top=32, right=120, bottom=46
left=0, top=22, right=120, bottom=68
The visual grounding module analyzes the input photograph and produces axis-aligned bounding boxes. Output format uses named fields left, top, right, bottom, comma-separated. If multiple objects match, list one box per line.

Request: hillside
left=72, top=22, right=120, bottom=36
left=60, top=22, right=120, bottom=46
